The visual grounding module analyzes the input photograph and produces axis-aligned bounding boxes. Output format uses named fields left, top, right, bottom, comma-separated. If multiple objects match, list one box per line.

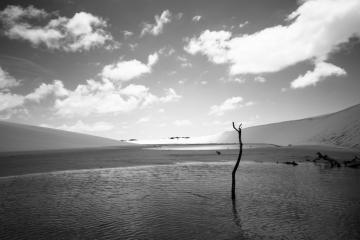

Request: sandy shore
left=0, top=144, right=358, bottom=177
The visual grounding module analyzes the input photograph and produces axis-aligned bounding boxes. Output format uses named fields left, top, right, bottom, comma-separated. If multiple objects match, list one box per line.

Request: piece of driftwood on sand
left=313, top=152, right=341, bottom=167
left=344, top=155, right=360, bottom=168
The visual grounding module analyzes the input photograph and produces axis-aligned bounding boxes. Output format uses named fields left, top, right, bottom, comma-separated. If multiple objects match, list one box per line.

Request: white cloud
left=220, top=76, right=246, bottom=84
left=0, top=66, right=20, bottom=89
left=238, top=21, right=249, bottom=28
left=54, top=79, right=181, bottom=117
left=141, top=10, right=172, bottom=36
left=254, top=76, right=266, bottom=83
left=53, top=80, right=136, bottom=116
left=147, top=52, right=159, bottom=67
left=25, top=80, right=68, bottom=102
left=185, top=0, right=360, bottom=76
left=233, top=77, right=246, bottom=84
left=129, top=43, right=138, bottom=51
left=200, top=80, right=208, bottom=85
left=244, top=101, right=255, bottom=107
left=0, top=92, right=24, bottom=112
left=0, top=78, right=68, bottom=112
left=41, top=120, right=114, bottom=134
left=177, top=55, right=192, bottom=68
left=159, top=88, right=181, bottom=103
left=0, top=65, right=180, bottom=117
left=0, top=5, right=118, bottom=51
left=0, top=5, right=48, bottom=22
left=209, top=97, right=243, bottom=116
left=291, top=61, right=346, bottom=88
left=173, top=119, right=192, bottom=126
left=100, top=52, right=158, bottom=82
left=0, top=68, right=23, bottom=113
left=185, top=30, right=231, bottom=64
left=192, top=15, right=202, bottom=22
left=136, top=117, right=150, bottom=123
left=0, top=108, right=28, bottom=120
left=159, top=47, right=175, bottom=56
left=101, top=60, right=150, bottom=82
left=123, top=30, right=133, bottom=38
left=0, top=77, right=68, bottom=113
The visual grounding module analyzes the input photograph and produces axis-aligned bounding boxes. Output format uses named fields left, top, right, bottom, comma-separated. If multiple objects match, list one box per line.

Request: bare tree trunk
left=232, top=122, right=243, bottom=199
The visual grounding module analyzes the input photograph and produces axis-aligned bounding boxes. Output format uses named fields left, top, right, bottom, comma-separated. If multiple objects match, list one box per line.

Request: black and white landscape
left=0, top=0, right=360, bottom=239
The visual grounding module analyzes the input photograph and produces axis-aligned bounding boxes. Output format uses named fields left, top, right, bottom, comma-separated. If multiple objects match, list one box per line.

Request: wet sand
left=0, top=144, right=358, bottom=177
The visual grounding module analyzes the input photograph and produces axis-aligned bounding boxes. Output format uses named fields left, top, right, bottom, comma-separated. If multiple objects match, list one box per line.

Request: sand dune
left=0, top=121, right=125, bottom=152
left=1, top=104, right=359, bottom=152
left=216, top=104, right=360, bottom=149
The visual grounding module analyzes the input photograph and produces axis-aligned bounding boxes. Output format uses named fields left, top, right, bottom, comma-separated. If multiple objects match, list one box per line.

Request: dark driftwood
left=344, top=155, right=360, bottom=168
left=232, top=122, right=243, bottom=199
left=313, top=152, right=341, bottom=168
left=284, top=161, right=298, bottom=166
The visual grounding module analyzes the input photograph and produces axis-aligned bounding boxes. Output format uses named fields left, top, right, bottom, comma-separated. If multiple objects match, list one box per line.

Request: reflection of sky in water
left=0, top=162, right=359, bottom=240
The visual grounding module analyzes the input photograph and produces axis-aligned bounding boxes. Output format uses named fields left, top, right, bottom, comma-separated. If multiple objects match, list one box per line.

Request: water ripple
left=0, top=162, right=359, bottom=240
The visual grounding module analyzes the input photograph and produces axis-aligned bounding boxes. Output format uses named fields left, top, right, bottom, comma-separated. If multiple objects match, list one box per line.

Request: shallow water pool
left=0, top=161, right=359, bottom=240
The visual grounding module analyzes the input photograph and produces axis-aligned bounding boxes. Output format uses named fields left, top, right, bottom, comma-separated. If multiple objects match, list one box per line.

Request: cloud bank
left=185, top=0, right=360, bottom=86
left=0, top=5, right=118, bottom=51
left=25, top=80, right=69, bottom=102
left=0, top=62, right=181, bottom=117
left=53, top=79, right=181, bottom=117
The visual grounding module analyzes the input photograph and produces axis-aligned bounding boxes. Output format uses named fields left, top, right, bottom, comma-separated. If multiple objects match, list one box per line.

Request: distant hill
left=0, top=121, right=126, bottom=152
left=216, top=104, right=360, bottom=150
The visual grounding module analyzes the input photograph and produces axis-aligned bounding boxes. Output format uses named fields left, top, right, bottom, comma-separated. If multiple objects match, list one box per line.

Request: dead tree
left=232, top=122, right=243, bottom=199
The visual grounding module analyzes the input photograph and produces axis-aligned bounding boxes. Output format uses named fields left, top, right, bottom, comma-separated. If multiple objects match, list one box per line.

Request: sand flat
left=0, top=144, right=358, bottom=177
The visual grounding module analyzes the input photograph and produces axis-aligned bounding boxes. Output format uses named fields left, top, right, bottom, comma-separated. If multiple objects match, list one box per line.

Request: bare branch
left=232, top=122, right=239, bottom=132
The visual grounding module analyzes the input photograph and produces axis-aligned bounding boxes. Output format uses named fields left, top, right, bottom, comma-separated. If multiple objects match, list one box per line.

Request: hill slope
left=0, top=121, right=125, bottom=152
left=216, top=104, right=360, bottom=149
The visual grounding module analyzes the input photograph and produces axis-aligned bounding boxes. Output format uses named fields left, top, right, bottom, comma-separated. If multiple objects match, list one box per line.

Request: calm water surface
left=147, top=144, right=272, bottom=150
left=0, top=161, right=359, bottom=240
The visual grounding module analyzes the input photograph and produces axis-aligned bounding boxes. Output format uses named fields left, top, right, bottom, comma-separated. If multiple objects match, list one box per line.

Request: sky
left=0, top=0, right=359, bottom=141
